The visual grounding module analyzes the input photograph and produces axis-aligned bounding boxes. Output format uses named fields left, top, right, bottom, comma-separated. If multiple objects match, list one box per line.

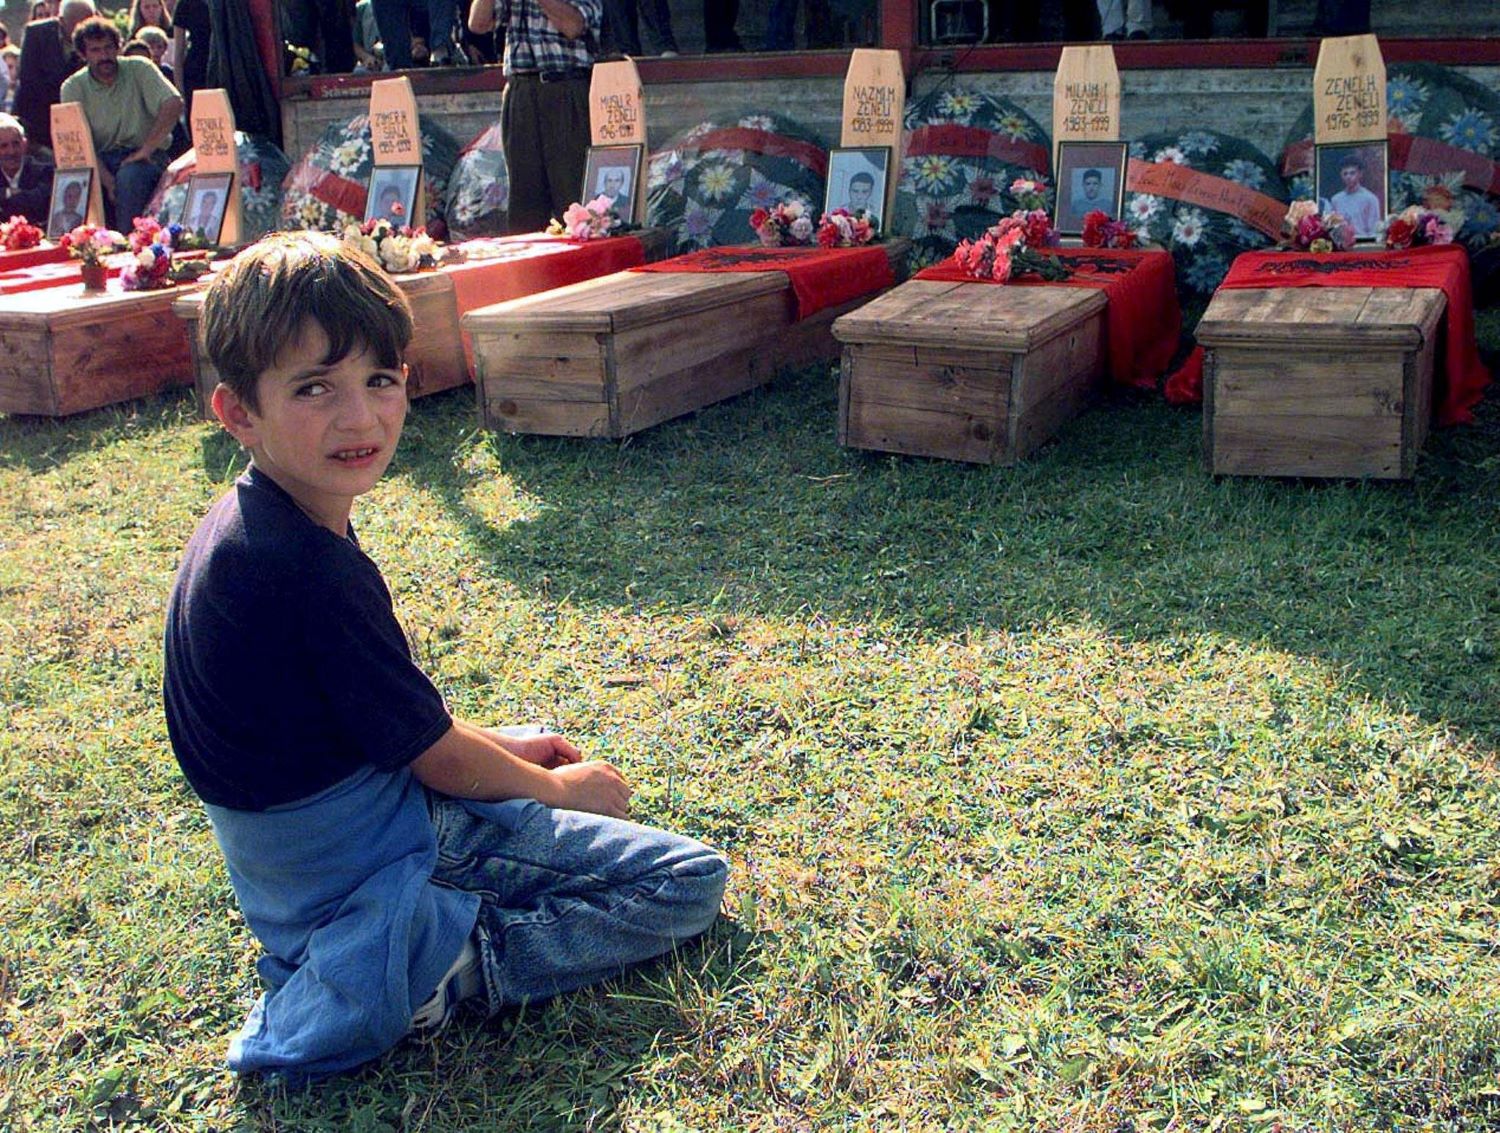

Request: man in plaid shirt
left=470, top=0, right=602, bottom=233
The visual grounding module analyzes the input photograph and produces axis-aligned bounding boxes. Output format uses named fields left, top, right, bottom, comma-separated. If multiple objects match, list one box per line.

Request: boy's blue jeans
left=428, top=796, right=728, bottom=1008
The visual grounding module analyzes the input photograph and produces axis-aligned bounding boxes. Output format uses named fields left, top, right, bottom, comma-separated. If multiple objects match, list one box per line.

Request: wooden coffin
left=0, top=284, right=195, bottom=417
left=831, top=279, right=1108, bottom=465
left=175, top=229, right=676, bottom=418
left=464, top=241, right=908, bottom=439
left=174, top=268, right=465, bottom=416
left=1197, top=286, right=1445, bottom=480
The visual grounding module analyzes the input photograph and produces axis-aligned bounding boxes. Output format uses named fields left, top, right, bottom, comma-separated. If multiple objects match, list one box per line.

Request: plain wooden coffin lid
left=832, top=279, right=1107, bottom=353
left=0, top=283, right=199, bottom=330
left=1196, top=286, right=1446, bottom=351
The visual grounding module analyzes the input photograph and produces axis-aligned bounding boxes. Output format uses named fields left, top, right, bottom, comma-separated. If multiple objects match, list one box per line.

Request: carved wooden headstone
left=189, top=89, right=241, bottom=245
left=368, top=76, right=425, bottom=223
left=1313, top=34, right=1387, bottom=145
left=49, top=102, right=105, bottom=226
left=588, top=59, right=647, bottom=224
left=840, top=48, right=905, bottom=223
left=1052, top=45, right=1120, bottom=168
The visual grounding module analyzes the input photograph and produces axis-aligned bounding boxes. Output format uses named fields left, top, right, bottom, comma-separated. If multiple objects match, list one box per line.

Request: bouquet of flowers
left=121, top=240, right=173, bottom=290
left=1283, top=200, right=1356, bottom=253
left=952, top=210, right=1070, bottom=283
left=341, top=218, right=443, bottom=273
left=1081, top=209, right=1137, bottom=249
left=59, top=223, right=125, bottom=266
left=749, top=199, right=814, bottom=246
left=546, top=195, right=628, bottom=241
left=815, top=208, right=877, bottom=248
left=1, top=214, right=43, bottom=251
left=1009, top=177, right=1051, bottom=211
left=1383, top=205, right=1455, bottom=250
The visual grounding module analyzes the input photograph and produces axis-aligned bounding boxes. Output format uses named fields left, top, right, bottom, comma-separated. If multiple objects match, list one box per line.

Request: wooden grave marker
left=1052, top=44, right=1120, bottom=168
left=1313, top=34, right=1386, bottom=145
left=588, top=59, right=647, bottom=224
left=49, top=102, right=105, bottom=227
left=840, top=48, right=905, bottom=224
left=189, top=89, right=242, bottom=246
left=368, top=76, right=425, bottom=222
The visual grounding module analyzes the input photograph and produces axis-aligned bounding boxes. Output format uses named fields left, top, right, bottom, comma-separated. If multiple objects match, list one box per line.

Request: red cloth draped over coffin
left=0, top=244, right=70, bottom=273
left=1165, top=244, right=1490, bottom=425
left=914, top=247, right=1181, bottom=390
left=632, top=244, right=897, bottom=321
left=445, top=233, right=648, bottom=367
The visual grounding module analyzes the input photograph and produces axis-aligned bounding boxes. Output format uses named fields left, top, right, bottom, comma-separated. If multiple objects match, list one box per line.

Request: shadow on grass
left=239, top=916, right=764, bottom=1130
left=0, top=387, right=201, bottom=474
left=401, top=366, right=1500, bottom=746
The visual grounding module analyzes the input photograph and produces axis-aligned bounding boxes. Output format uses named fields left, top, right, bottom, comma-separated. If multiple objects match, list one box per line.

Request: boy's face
left=213, top=320, right=408, bottom=534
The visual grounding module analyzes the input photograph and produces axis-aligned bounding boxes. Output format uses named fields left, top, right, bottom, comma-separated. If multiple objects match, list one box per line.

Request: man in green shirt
left=59, top=17, right=181, bottom=230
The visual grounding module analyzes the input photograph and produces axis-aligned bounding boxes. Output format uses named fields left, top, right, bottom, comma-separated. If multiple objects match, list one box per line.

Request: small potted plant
left=60, top=223, right=125, bottom=292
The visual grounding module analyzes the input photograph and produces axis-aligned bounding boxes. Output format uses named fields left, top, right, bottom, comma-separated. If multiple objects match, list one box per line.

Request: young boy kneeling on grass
left=163, top=232, right=728, bottom=1081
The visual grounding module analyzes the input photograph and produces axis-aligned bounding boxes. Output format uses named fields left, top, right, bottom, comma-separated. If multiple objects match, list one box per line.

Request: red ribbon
left=635, top=244, right=896, bottom=321
left=680, top=128, right=829, bottom=178
left=1281, top=134, right=1500, bottom=197
left=905, top=125, right=1051, bottom=176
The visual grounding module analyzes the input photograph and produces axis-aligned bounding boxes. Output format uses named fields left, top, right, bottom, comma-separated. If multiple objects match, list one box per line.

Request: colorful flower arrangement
left=750, top=199, right=815, bottom=246
left=815, top=208, right=877, bottom=248
left=341, top=218, right=443, bottom=273
left=1081, top=209, right=1137, bottom=249
left=1008, top=177, right=1050, bottom=211
left=1283, top=200, right=1356, bottom=253
left=59, top=223, right=126, bottom=266
left=952, top=210, right=1070, bottom=283
left=1383, top=204, right=1455, bottom=250
left=546, top=195, right=629, bottom=242
left=121, top=240, right=174, bottom=290
left=1, top=214, right=43, bottom=251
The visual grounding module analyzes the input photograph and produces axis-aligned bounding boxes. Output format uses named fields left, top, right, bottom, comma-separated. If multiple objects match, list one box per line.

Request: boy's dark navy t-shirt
left=163, top=465, right=452, bottom=811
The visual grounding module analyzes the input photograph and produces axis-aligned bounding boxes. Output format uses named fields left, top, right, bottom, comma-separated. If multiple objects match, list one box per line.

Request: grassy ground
left=3, top=316, right=1500, bottom=1131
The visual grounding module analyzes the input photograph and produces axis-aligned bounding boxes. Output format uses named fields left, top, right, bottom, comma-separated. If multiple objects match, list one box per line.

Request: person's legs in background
left=99, top=147, right=167, bottom=230
left=426, top=0, right=461, bottom=61
left=637, top=0, right=679, bottom=53
left=704, top=0, right=742, bottom=51
left=372, top=0, right=414, bottom=67
left=601, top=0, right=643, bottom=55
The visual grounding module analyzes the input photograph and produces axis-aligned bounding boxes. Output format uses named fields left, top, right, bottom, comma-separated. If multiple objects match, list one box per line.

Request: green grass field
left=3, top=317, right=1499, bottom=1131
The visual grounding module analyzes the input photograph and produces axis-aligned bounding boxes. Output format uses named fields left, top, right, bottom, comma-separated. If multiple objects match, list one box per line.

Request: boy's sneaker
left=410, top=937, right=483, bottom=1033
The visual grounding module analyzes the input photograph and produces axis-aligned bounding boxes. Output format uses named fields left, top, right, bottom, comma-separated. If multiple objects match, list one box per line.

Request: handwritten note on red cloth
left=0, top=244, right=70, bottom=273
left=1165, top=245, right=1490, bottom=426
left=445, top=233, right=647, bottom=366
left=634, top=244, right=896, bottom=321
left=914, top=247, right=1181, bottom=391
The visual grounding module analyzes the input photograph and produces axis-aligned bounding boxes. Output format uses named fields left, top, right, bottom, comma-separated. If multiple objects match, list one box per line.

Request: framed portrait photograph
left=47, top=168, right=93, bottom=239
left=1314, top=140, right=1388, bottom=242
left=824, top=146, right=891, bottom=231
left=364, top=164, right=422, bottom=225
left=1053, top=140, right=1129, bottom=238
left=182, top=172, right=233, bottom=243
left=582, top=144, right=644, bottom=221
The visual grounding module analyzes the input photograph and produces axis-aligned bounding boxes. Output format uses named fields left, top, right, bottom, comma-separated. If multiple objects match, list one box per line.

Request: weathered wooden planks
left=1197, top=285, right=1444, bottom=479
left=465, top=241, right=908, bottom=438
left=0, top=284, right=195, bottom=416
left=831, top=279, right=1108, bottom=465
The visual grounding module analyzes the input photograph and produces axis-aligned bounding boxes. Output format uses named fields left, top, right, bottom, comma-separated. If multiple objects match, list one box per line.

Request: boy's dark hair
left=122, top=38, right=151, bottom=57
left=74, top=16, right=122, bottom=55
left=1082, top=168, right=1102, bottom=184
left=201, top=232, right=413, bottom=413
left=849, top=171, right=875, bottom=189
left=1340, top=154, right=1365, bottom=174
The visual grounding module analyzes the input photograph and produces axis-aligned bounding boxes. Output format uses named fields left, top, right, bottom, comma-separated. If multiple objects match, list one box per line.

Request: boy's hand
left=487, top=729, right=581, bottom=769
left=551, top=761, right=632, bottom=819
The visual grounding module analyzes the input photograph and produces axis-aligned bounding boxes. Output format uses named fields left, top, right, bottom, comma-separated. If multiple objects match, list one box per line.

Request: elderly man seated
left=0, top=113, right=55, bottom=224
left=59, top=16, right=180, bottom=230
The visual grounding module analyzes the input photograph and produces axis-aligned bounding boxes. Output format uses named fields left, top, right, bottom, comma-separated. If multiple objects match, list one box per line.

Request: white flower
left=1153, top=146, right=1187, bottom=165
left=698, top=164, right=735, bottom=201
left=329, top=139, right=368, bottom=176
left=790, top=216, right=813, bottom=240
left=1172, top=208, right=1207, bottom=246
left=738, top=115, right=774, bottom=130
left=1128, top=195, right=1160, bottom=222
left=135, top=249, right=156, bottom=268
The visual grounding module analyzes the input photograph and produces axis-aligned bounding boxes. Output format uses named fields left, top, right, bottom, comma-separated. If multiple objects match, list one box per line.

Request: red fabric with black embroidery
left=915, top=247, right=1180, bottom=391
left=1165, top=244, right=1490, bottom=426
left=634, top=245, right=897, bottom=321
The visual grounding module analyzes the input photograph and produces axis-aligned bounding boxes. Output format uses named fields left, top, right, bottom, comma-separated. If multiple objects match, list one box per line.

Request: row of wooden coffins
left=0, top=222, right=1487, bottom=480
